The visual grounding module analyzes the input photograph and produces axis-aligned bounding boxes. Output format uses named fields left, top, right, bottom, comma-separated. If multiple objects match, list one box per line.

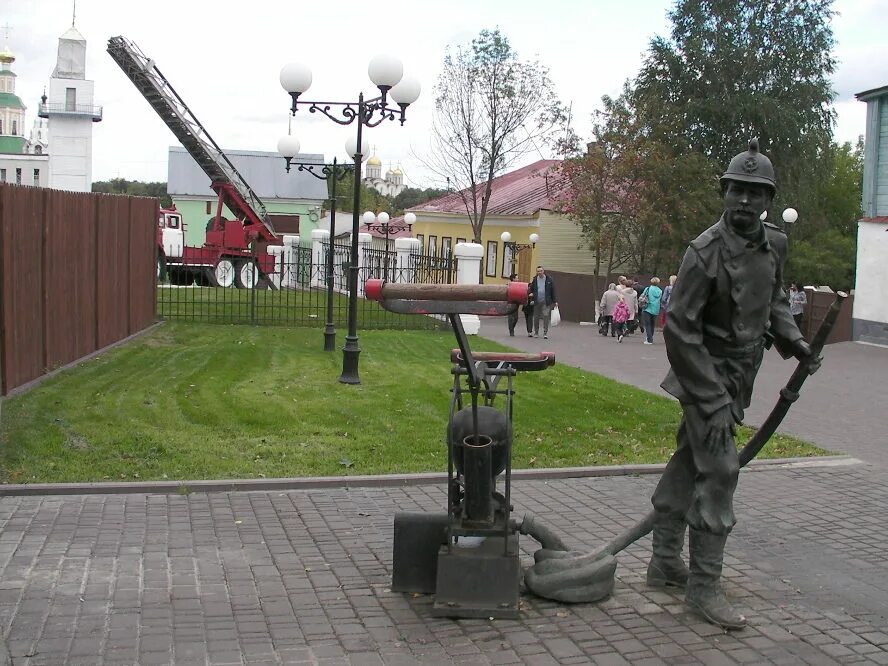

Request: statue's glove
left=705, top=404, right=736, bottom=456
left=794, top=339, right=822, bottom=375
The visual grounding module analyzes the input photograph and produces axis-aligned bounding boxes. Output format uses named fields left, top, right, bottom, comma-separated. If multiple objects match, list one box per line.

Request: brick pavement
left=1, top=463, right=886, bottom=665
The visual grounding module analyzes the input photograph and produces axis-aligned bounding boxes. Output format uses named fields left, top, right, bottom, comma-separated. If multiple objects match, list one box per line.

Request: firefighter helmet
left=719, top=138, right=776, bottom=194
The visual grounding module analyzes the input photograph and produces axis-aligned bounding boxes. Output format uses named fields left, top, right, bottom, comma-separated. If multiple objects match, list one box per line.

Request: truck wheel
left=235, top=260, right=259, bottom=289
left=214, top=259, right=236, bottom=288
left=157, top=254, right=167, bottom=281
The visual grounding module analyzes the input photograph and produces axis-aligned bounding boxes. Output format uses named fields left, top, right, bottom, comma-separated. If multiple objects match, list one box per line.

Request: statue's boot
left=646, top=513, right=689, bottom=588
left=685, top=529, right=747, bottom=630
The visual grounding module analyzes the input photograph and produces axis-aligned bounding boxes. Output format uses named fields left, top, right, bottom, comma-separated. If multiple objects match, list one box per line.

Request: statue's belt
left=703, top=336, right=764, bottom=359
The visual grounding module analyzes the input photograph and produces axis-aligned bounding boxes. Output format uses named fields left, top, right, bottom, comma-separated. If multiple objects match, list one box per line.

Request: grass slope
left=0, top=323, right=826, bottom=483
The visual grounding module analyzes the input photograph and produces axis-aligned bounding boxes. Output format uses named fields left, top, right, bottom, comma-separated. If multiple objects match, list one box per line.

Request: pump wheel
left=235, top=260, right=259, bottom=289
left=214, top=258, right=236, bottom=288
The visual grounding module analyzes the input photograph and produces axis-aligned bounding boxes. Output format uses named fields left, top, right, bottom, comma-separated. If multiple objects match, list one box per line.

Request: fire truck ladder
left=107, top=35, right=276, bottom=239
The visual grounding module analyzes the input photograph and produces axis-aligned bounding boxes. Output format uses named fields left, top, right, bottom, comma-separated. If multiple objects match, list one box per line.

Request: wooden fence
left=0, top=184, right=158, bottom=395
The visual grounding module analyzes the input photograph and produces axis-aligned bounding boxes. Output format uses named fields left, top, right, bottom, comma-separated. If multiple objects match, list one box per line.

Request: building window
left=456, top=237, right=466, bottom=245
left=0, top=168, right=6, bottom=182
left=15, top=168, right=22, bottom=185
left=33, top=169, right=40, bottom=186
left=0, top=119, right=3, bottom=134
left=206, top=201, right=212, bottom=214
left=12, top=120, right=17, bottom=135
left=35, top=145, right=42, bottom=154
left=66, top=88, right=77, bottom=112
left=502, top=243, right=515, bottom=278
left=428, top=235, right=438, bottom=257
left=486, top=241, right=498, bottom=277
left=442, top=237, right=452, bottom=257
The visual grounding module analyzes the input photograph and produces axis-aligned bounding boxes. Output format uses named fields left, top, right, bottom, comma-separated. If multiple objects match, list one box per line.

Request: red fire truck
left=109, top=36, right=282, bottom=289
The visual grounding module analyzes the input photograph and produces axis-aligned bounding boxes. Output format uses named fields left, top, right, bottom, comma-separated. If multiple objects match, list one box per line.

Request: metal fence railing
left=156, top=245, right=457, bottom=330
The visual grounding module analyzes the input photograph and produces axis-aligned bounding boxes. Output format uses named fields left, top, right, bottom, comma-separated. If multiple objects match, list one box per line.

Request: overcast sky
left=5, top=0, right=887, bottom=190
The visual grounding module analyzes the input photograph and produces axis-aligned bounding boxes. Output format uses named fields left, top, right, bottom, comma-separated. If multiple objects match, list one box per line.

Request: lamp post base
left=323, top=325, right=336, bottom=352
left=339, top=337, right=362, bottom=384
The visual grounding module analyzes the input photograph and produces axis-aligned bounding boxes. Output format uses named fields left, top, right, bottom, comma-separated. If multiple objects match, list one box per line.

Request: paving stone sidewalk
left=1, top=461, right=887, bottom=665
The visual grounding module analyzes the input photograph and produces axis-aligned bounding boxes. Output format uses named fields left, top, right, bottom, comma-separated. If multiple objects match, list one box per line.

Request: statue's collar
left=717, top=215, right=770, bottom=257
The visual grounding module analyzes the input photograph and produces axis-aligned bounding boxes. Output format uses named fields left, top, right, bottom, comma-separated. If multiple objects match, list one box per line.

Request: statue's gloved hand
left=794, top=339, right=822, bottom=375
left=706, top=404, right=736, bottom=456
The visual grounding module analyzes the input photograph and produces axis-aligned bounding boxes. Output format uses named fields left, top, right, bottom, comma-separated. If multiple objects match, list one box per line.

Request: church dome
left=367, top=155, right=382, bottom=166
left=392, top=167, right=403, bottom=176
left=0, top=44, right=14, bottom=64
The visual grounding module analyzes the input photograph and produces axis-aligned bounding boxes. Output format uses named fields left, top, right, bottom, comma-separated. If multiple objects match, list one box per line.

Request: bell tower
left=39, top=18, right=102, bottom=192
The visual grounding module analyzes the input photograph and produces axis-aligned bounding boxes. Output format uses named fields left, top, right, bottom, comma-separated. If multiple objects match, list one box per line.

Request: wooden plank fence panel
left=95, top=194, right=130, bottom=348
left=44, top=190, right=99, bottom=371
left=0, top=185, right=46, bottom=392
left=129, top=198, right=157, bottom=334
left=1, top=184, right=157, bottom=395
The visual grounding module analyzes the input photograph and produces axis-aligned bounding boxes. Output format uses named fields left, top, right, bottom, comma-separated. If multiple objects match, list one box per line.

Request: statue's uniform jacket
left=652, top=216, right=803, bottom=534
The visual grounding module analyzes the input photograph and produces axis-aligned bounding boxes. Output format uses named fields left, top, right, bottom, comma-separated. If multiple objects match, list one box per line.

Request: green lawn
left=0, top=322, right=827, bottom=484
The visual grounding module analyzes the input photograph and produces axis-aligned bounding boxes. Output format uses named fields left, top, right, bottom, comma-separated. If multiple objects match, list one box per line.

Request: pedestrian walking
left=789, top=282, right=807, bottom=334
left=507, top=273, right=520, bottom=336
left=640, top=277, right=663, bottom=344
left=659, top=274, right=677, bottom=328
left=599, top=283, right=621, bottom=336
left=530, top=265, right=557, bottom=339
left=612, top=295, right=631, bottom=342
left=621, top=283, right=639, bottom=334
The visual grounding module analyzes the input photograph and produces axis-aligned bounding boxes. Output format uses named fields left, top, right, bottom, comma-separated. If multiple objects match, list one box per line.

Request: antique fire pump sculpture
left=368, top=279, right=570, bottom=618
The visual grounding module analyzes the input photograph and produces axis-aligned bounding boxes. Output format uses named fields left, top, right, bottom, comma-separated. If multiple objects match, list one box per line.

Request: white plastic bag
left=550, top=305, right=561, bottom=326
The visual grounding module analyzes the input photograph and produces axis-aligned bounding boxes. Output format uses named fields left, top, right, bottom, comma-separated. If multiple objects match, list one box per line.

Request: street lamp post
left=276, top=139, right=355, bottom=352
left=782, top=207, right=798, bottom=230
left=500, top=231, right=540, bottom=277
left=281, top=56, right=421, bottom=385
left=363, top=211, right=415, bottom=281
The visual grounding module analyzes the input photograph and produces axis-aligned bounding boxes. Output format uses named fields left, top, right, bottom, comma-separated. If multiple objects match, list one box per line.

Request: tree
left=786, top=138, right=863, bottom=291
left=391, top=187, right=449, bottom=214
left=556, top=84, right=721, bottom=283
left=633, top=0, right=837, bottom=212
left=423, top=29, right=567, bottom=243
left=92, top=179, right=172, bottom=207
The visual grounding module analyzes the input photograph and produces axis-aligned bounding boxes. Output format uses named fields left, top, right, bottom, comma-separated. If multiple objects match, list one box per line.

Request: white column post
left=395, top=237, right=418, bottom=283
left=356, top=232, right=372, bottom=297
left=283, top=235, right=300, bottom=289
left=454, top=242, right=483, bottom=335
left=311, top=229, right=328, bottom=288
left=268, top=245, right=284, bottom=290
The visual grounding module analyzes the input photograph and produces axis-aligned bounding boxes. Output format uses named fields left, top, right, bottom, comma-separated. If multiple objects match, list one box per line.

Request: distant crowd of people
left=598, top=275, right=676, bottom=343
left=505, top=269, right=808, bottom=345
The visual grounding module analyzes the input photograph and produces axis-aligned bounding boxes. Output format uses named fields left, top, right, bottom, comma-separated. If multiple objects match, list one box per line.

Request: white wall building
left=39, top=25, right=102, bottom=192
left=853, top=84, right=888, bottom=345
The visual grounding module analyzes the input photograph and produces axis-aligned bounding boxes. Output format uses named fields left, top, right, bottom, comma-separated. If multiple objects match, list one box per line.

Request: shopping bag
left=550, top=305, right=561, bottom=326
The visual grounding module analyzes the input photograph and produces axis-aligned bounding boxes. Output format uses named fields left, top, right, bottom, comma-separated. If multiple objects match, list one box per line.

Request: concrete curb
left=0, top=455, right=860, bottom=497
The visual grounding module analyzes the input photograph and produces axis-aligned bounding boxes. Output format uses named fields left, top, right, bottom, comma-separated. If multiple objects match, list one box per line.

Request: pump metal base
left=432, top=534, right=520, bottom=619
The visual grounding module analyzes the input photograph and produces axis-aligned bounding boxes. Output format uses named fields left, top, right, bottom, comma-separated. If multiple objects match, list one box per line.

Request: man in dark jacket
left=647, top=140, right=820, bottom=630
left=529, top=265, right=557, bottom=339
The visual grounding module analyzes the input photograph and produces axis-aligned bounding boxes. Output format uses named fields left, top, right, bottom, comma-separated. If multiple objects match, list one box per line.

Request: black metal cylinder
left=462, top=434, right=494, bottom=524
